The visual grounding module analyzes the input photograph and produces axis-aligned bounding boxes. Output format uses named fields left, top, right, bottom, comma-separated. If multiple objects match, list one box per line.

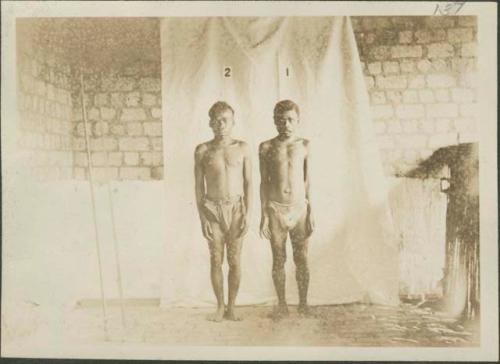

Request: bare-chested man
left=195, top=101, right=252, bottom=322
left=259, top=100, right=314, bottom=319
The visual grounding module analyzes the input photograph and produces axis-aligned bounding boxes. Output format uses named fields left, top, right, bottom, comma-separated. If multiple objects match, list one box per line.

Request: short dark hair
left=209, top=101, right=234, bottom=120
left=273, top=99, right=300, bottom=119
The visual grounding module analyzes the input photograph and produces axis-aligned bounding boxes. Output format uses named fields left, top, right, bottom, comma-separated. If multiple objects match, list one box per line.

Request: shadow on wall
left=388, top=176, right=447, bottom=302
left=404, top=143, right=479, bottom=320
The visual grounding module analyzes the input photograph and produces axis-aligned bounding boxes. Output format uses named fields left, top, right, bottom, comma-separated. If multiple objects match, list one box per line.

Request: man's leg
left=291, top=238, right=310, bottom=314
left=291, top=217, right=311, bottom=315
left=225, top=235, right=243, bottom=321
left=268, top=211, right=289, bottom=318
left=208, top=222, right=225, bottom=322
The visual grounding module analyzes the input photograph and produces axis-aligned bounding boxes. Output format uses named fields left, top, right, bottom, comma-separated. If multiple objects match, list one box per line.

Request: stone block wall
left=16, top=21, right=75, bottom=180
left=15, top=18, right=163, bottom=181
left=352, top=16, right=478, bottom=175
left=71, top=62, right=163, bottom=181
left=15, top=17, right=478, bottom=181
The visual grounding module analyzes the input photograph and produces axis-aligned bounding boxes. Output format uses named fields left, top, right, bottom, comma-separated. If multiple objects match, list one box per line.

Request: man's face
left=274, top=109, right=299, bottom=137
left=209, top=109, right=234, bottom=137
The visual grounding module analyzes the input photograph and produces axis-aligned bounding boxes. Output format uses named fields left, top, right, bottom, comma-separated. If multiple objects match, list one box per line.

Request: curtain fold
left=160, top=16, right=399, bottom=307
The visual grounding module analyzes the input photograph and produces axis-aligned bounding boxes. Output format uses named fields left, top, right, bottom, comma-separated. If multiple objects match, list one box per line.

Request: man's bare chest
left=203, top=148, right=244, bottom=170
left=266, top=144, right=306, bottom=166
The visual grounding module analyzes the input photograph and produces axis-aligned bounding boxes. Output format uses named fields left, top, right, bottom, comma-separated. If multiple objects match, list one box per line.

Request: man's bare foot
left=207, top=307, right=225, bottom=322
left=298, top=304, right=314, bottom=317
left=224, top=307, right=242, bottom=321
left=269, top=304, right=289, bottom=321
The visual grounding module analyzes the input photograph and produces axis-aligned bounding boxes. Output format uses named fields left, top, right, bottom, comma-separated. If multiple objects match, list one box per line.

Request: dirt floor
left=61, top=301, right=479, bottom=347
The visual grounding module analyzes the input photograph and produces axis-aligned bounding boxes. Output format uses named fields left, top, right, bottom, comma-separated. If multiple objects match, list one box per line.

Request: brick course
left=17, top=16, right=477, bottom=180
left=353, top=16, right=477, bottom=175
left=16, top=38, right=74, bottom=181
left=71, top=61, right=163, bottom=180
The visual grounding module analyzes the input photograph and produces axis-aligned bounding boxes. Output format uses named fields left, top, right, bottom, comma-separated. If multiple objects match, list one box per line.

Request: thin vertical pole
left=107, top=182, right=126, bottom=328
left=80, top=69, right=109, bottom=340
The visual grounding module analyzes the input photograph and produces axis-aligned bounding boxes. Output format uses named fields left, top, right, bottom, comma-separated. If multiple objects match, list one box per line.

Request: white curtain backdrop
left=160, top=17, right=399, bottom=307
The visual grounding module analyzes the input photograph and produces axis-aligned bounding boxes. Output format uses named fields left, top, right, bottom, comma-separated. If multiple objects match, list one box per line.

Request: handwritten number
left=224, top=67, right=231, bottom=78
left=434, top=2, right=465, bottom=16
left=286, top=67, right=289, bottom=77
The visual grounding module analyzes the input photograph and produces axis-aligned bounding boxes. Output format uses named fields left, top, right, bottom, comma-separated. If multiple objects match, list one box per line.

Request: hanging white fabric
left=160, top=17, right=400, bottom=307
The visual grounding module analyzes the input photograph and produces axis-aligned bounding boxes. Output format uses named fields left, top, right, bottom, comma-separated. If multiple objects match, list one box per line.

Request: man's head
left=273, top=100, right=300, bottom=138
left=209, top=101, right=234, bottom=137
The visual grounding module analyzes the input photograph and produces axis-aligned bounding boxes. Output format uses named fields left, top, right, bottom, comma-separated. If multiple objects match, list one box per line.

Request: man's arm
left=195, top=144, right=213, bottom=241
left=259, top=142, right=271, bottom=239
left=304, top=140, right=314, bottom=235
left=237, top=142, right=253, bottom=238
left=194, top=144, right=206, bottom=216
left=304, top=140, right=311, bottom=206
left=242, top=143, right=253, bottom=218
left=259, top=142, right=269, bottom=216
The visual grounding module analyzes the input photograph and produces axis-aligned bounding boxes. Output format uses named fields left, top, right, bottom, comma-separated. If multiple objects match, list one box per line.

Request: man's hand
left=201, top=217, right=214, bottom=241
left=259, top=213, right=271, bottom=240
left=306, top=207, right=315, bottom=236
left=237, top=214, right=250, bottom=239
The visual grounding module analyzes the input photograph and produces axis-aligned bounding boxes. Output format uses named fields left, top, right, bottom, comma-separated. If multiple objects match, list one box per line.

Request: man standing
left=259, top=100, right=314, bottom=319
left=194, top=101, right=252, bottom=322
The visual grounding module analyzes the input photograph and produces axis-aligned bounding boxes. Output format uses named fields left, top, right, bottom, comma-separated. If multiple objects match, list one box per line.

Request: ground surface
left=61, top=301, right=478, bottom=347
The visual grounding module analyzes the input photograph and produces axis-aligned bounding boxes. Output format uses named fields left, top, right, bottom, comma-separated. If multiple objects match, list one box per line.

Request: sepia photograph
left=1, top=1, right=498, bottom=361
